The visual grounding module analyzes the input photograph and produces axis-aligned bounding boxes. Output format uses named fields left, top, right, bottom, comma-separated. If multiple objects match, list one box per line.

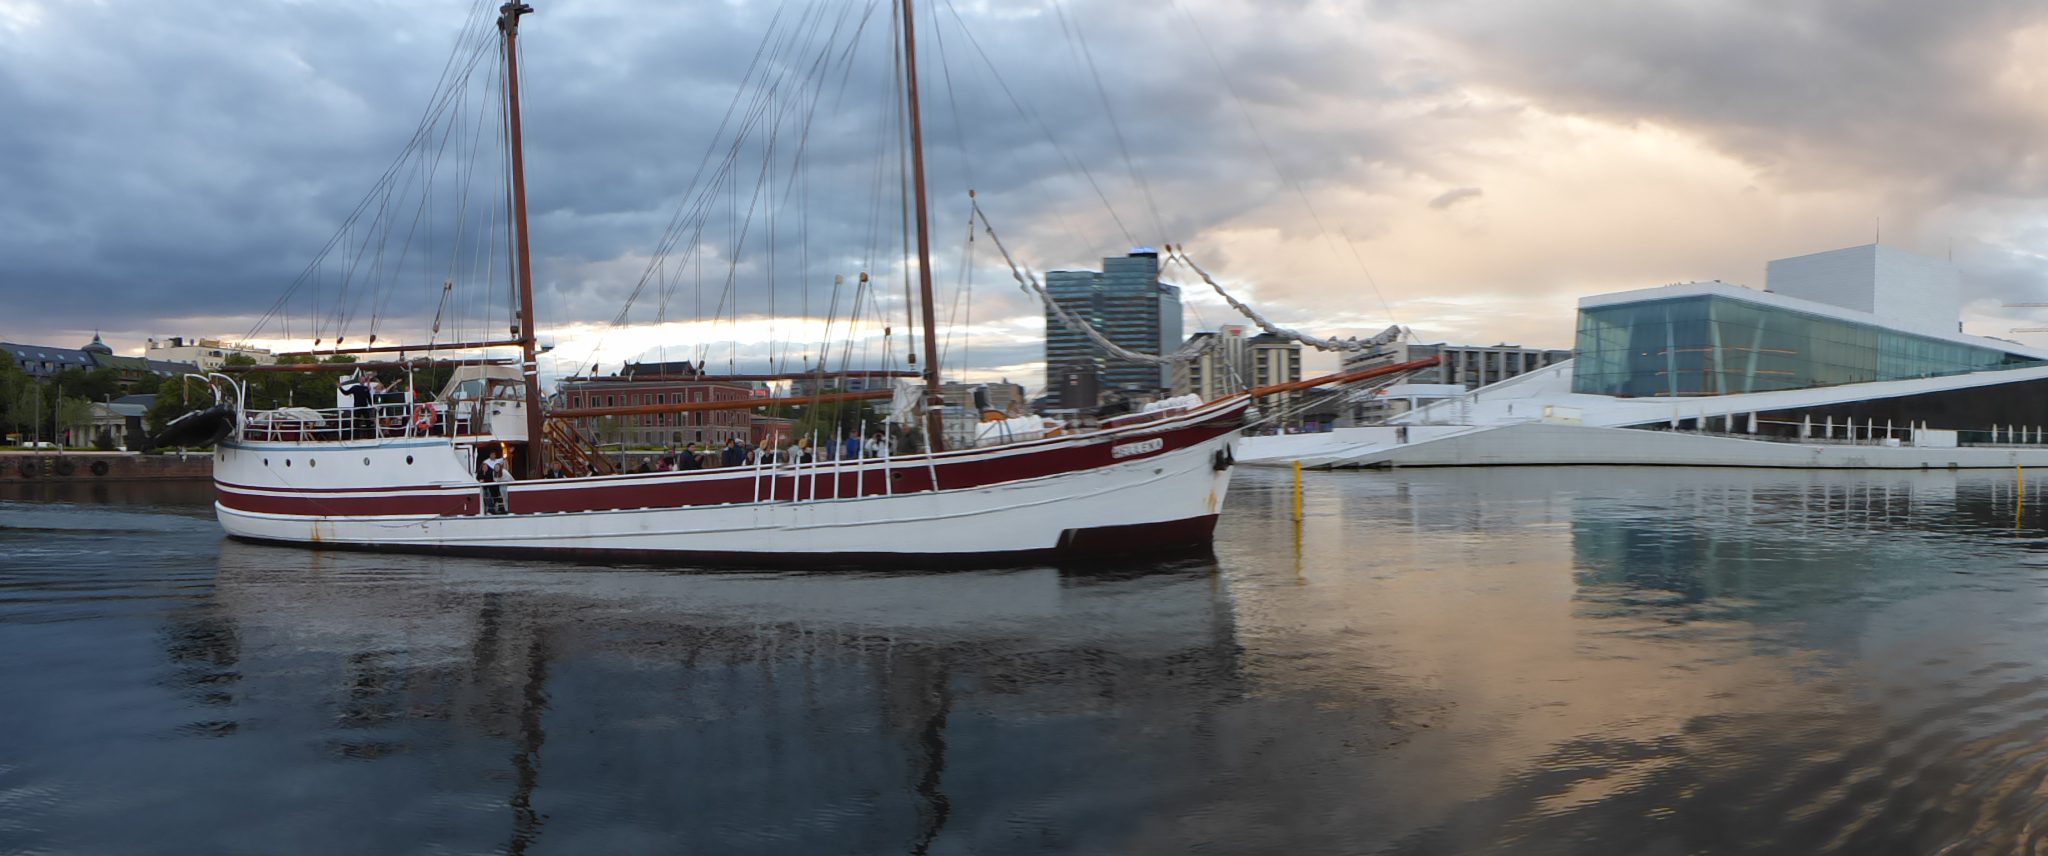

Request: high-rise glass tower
left=1044, top=250, right=1184, bottom=392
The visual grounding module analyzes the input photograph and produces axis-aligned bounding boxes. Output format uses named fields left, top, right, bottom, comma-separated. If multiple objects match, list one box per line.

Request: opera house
left=1242, top=243, right=2048, bottom=469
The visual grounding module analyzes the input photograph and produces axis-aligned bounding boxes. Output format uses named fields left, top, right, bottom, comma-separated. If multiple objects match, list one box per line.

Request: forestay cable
left=971, top=202, right=1208, bottom=367
left=1162, top=246, right=1380, bottom=352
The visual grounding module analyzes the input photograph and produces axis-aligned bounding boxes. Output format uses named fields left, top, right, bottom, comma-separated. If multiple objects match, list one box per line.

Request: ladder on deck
left=543, top=419, right=615, bottom=476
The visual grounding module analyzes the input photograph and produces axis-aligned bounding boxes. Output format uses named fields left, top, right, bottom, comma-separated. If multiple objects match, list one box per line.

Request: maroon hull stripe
left=219, top=489, right=477, bottom=517
left=219, top=404, right=1242, bottom=519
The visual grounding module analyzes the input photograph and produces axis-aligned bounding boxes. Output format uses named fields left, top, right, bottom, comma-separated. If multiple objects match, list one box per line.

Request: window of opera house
left=1571, top=294, right=2041, bottom=397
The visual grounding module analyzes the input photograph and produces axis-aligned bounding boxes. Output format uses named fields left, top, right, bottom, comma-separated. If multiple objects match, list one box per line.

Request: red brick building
left=558, top=360, right=753, bottom=449
left=751, top=416, right=795, bottom=447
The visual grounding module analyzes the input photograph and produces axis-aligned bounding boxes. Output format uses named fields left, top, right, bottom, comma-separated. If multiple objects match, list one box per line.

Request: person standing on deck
left=480, top=448, right=509, bottom=514
left=337, top=373, right=376, bottom=440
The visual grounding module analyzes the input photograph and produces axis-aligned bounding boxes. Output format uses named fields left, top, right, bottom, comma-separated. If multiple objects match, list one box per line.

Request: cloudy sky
left=5, top=0, right=2048, bottom=389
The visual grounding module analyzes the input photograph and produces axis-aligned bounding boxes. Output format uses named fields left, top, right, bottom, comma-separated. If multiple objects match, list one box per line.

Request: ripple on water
left=13, top=470, right=2048, bottom=852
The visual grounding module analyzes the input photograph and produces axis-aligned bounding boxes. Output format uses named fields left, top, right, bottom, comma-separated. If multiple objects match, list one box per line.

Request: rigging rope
left=1050, top=0, right=1167, bottom=245
left=1166, top=0, right=1398, bottom=330
left=240, top=2, right=503, bottom=350
left=1162, top=246, right=1378, bottom=352
left=971, top=202, right=1208, bottom=367
left=1244, top=367, right=1429, bottom=430
left=937, top=0, right=1135, bottom=251
left=974, top=203, right=1382, bottom=366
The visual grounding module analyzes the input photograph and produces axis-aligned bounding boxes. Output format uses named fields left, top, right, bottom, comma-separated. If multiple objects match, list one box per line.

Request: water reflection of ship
left=205, top=541, right=1243, bottom=852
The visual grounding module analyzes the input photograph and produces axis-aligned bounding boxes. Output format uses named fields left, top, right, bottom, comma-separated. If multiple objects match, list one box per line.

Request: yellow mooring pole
left=1292, top=460, right=1304, bottom=522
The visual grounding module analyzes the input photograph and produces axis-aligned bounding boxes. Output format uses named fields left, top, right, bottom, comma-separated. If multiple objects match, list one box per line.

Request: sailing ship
left=189, top=1, right=1252, bottom=564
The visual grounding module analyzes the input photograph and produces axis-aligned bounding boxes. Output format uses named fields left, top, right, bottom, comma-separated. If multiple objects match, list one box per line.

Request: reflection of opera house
left=1244, top=243, right=2048, bottom=468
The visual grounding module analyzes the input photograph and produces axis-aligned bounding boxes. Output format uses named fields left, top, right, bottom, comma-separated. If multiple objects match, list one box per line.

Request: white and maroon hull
left=212, top=398, right=1246, bottom=564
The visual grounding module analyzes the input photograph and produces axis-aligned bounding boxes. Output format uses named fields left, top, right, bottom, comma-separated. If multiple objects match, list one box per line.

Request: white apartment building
left=145, top=337, right=276, bottom=370
left=1178, top=326, right=1302, bottom=404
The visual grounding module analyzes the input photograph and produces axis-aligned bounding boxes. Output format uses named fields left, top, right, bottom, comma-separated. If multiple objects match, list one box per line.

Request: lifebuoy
left=413, top=404, right=436, bottom=434
left=90, top=460, right=110, bottom=477
left=53, top=459, right=76, bottom=476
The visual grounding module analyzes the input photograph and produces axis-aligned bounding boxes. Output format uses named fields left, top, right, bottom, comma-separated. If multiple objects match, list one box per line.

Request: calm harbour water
left=6, top=468, right=2048, bottom=854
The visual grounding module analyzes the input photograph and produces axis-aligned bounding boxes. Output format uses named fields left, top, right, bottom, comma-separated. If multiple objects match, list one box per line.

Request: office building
left=1044, top=250, right=1184, bottom=393
left=1179, top=325, right=1303, bottom=412
left=790, top=372, right=886, bottom=397
left=1340, top=340, right=1571, bottom=391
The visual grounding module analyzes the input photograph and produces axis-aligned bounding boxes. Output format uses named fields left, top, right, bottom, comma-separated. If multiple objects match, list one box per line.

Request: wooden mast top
left=498, top=1, right=548, bottom=478
left=900, top=0, right=948, bottom=452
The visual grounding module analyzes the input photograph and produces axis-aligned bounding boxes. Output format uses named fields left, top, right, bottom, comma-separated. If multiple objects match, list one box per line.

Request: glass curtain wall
left=1573, top=295, right=2039, bottom=397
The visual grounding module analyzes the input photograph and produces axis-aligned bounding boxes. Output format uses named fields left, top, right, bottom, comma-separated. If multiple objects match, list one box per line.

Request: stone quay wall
left=0, top=452, right=213, bottom=481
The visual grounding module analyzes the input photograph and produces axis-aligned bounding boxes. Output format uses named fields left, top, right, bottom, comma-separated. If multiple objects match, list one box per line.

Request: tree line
left=0, top=349, right=122, bottom=448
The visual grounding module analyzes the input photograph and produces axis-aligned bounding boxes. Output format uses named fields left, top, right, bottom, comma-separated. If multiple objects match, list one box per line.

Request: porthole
left=263, top=458, right=269, bottom=466
left=284, top=459, right=291, bottom=467
left=405, top=456, right=414, bottom=465
left=309, top=459, right=317, bottom=468
left=363, top=457, right=371, bottom=466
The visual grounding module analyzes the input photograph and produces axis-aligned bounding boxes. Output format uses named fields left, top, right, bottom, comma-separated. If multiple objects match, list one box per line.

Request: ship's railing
left=239, top=401, right=500, bottom=443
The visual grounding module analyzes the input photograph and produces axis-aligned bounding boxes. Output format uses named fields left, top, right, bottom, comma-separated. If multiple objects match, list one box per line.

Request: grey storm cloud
left=1393, top=0, right=2048, bottom=197
left=8, top=0, right=2048, bottom=367
left=0, top=0, right=1394, bottom=356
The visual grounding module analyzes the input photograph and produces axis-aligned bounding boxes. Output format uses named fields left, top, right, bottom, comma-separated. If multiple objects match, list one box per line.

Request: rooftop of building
left=147, top=336, right=271, bottom=351
left=1184, top=329, right=1298, bottom=344
left=1, top=341, right=96, bottom=365
left=4, top=338, right=199, bottom=377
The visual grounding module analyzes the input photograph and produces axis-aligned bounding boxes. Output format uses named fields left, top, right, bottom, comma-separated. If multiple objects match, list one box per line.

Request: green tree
left=227, top=353, right=293, bottom=410
left=791, top=399, right=884, bottom=444
left=11, top=381, right=44, bottom=444
left=146, top=375, right=206, bottom=435
left=51, top=367, right=122, bottom=403
left=56, top=397, right=92, bottom=448
left=0, top=347, right=25, bottom=440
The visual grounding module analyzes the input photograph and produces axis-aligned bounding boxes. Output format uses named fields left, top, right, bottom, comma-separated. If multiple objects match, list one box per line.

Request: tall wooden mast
left=900, top=0, right=948, bottom=452
left=499, top=2, right=547, bottom=478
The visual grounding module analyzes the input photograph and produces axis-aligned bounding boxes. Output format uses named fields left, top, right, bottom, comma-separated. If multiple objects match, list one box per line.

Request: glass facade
left=1044, top=252, right=1183, bottom=391
left=1573, top=295, right=2040, bottom=397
